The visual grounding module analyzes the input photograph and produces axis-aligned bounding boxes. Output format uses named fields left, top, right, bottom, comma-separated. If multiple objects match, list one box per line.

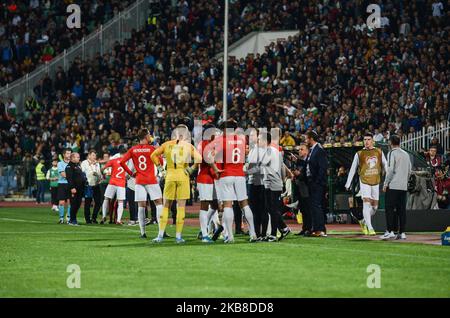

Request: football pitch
left=1, top=207, right=449, bottom=298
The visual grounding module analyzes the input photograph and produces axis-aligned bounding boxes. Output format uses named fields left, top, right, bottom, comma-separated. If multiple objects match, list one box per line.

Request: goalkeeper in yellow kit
left=150, top=124, right=202, bottom=243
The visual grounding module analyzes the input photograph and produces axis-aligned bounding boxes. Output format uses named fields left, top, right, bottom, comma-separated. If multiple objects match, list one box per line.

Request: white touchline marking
left=0, top=218, right=44, bottom=223
left=0, top=217, right=139, bottom=233
left=0, top=231, right=130, bottom=234
left=278, top=242, right=450, bottom=262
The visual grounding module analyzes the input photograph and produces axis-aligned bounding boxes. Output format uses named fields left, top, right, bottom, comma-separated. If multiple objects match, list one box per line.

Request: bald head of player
left=70, top=152, right=80, bottom=163
left=173, top=124, right=190, bottom=141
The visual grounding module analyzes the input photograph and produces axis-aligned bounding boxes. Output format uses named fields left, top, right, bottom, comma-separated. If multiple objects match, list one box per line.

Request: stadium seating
left=0, top=0, right=449, bottom=200
left=0, top=0, right=136, bottom=87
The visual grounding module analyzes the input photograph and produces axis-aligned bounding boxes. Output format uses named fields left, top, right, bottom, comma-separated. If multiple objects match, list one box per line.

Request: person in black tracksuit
left=65, top=153, right=87, bottom=225
left=126, top=186, right=138, bottom=223
left=233, top=201, right=244, bottom=234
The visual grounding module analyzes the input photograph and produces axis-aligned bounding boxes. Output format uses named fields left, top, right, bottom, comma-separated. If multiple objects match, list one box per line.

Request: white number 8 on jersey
left=138, top=155, right=147, bottom=170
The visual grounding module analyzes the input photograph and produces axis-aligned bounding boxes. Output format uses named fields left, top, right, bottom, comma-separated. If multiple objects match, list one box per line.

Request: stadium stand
left=0, top=0, right=136, bottom=87
left=0, top=0, right=449, bottom=202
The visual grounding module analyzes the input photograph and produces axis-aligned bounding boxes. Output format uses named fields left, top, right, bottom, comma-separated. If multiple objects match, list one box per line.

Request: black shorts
left=57, top=184, right=70, bottom=201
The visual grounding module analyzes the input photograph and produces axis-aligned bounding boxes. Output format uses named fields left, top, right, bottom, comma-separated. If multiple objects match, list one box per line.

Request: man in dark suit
left=305, top=131, right=328, bottom=237
left=292, top=143, right=312, bottom=236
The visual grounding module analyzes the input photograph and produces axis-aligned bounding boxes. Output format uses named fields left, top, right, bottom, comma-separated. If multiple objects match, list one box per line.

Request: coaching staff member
left=382, top=135, right=412, bottom=240
left=292, top=143, right=312, bottom=236
left=66, top=152, right=87, bottom=226
left=247, top=128, right=266, bottom=239
left=305, top=131, right=328, bottom=237
left=81, top=150, right=102, bottom=224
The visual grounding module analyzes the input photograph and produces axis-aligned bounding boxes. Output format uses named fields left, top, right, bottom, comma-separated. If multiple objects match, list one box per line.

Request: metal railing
left=0, top=160, right=33, bottom=197
left=0, top=0, right=151, bottom=114
left=401, top=122, right=450, bottom=153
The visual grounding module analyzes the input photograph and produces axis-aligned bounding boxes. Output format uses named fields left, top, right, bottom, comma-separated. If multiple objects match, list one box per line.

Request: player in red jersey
left=101, top=148, right=127, bottom=224
left=196, top=124, right=220, bottom=243
left=206, top=120, right=257, bottom=243
left=120, top=129, right=163, bottom=238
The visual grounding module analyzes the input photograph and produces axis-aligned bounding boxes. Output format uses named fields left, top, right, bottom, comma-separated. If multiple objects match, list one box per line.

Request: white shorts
left=217, top=176, right=248, bottom=202
left=104, top=184, right=126, bottom=200
left=198, top=183, right=216, bottom=201
left=360, top=182, right=380, bottom=201
left=135, top=184, right=162, bottom=202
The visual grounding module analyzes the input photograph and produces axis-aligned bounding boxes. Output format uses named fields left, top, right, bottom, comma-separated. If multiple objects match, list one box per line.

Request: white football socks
left=206, top=208, right=217, bottom=232
left=138, top=206, right=146, bottom=235
left=199, top=210, right=209, bottom=237
left=102, top=199, right=109, bottom=219
left=222, top=207, right=234, bottom=241
left=117, top=201, right=123, bottom=222
left=242, top=205, right=256, bottom=239
left=267, top=214, right=272, bottom=236
left=363, top=202, right=373, bottom=231
left=371, top=205, right=378, bottom=216
left=212, top=210, right=220, bottom=231
left=156, top=204, right=163, bottom=223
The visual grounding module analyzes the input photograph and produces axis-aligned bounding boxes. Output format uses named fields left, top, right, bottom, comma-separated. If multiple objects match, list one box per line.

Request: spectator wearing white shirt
left=399, top=18, right=411, bottom=37
left=29, top=0, right=40, bottom=9
left=12, top=14, right=22, bottom=26
left=373, top=129, right=384, bottom=142
left=81, top=150, right=103, bottom=224
left=6, top=98, right=16, bottom=117
left=432, top=1, right=444, bottom=17
left=380, top=16, right=390, bottom=28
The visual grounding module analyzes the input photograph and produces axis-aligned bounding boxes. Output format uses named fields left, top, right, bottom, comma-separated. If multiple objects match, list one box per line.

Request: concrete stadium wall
left=216, top=30, right=300, bottom=60
left=372, top=210, right=450, bottom=232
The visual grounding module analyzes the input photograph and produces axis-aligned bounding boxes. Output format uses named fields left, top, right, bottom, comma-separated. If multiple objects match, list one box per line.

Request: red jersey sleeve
left=120, top=149, right=134, bottom=176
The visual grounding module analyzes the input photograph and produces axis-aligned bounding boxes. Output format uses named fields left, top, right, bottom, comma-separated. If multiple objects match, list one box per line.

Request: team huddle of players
left=102, top=120, right=287, bottom=244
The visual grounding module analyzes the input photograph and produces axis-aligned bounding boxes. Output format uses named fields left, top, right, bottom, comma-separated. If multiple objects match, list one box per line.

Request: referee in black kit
left=65, top=152, right=87, bottom=226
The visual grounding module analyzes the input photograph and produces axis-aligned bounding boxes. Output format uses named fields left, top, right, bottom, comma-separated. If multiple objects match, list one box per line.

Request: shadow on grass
left=96, top=239, right=255, bottom=249
left=62, top=238, right=126, bottom=242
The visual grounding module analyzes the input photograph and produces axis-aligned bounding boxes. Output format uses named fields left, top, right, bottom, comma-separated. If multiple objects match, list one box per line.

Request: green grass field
left=1, top=207, right=449, bottom=298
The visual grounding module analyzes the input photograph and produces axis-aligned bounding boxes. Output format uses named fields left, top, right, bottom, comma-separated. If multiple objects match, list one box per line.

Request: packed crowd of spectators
left=420, top=141, right=450, bottom=209
left=0, top=0, right=134, bottom=87
left=0, top=0, right=449, bottom=199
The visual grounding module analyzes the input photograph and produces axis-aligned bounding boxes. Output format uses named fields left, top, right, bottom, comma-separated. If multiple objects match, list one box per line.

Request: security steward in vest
left=35, top=157, right=46, bottom=204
